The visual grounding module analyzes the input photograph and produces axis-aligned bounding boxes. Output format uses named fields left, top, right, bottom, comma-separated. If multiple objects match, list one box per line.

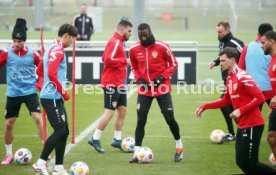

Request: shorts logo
left=137, top=103, right=140, bottom=110
left=61, top=114, right=65, bottom=122
left=112, top=102, right=117, bottom=108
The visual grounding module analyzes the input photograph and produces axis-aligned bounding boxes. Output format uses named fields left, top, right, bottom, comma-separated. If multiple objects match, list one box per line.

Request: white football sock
left=5, top=144, right=12, bottom=156
left=37, top=158, right=47, bottom=166
left=93, top=129, right=103, bottom=140
left=176, top=139, right=183, bottom=148
left=114, top=130, right=122, bottom=140
left=134, top=146, right=141, bottom=157
left=54, top=165, right=64, bottom=172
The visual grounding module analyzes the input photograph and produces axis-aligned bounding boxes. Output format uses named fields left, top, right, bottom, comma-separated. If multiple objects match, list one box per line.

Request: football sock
left=114, top=131, right=122, bottom=140
left=134, top=146, right=141, bottom=157
left=54, top=165, right=64, bottom=172
left=176, top=139, right=183, bottom=149
left=93, top=129, right=103, bottom=140
left=5, top=144, right=12, bottom=156
left=37, top=158, right=47, bottom=166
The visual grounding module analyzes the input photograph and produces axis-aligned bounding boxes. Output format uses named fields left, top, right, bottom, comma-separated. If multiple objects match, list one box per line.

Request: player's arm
left=161, top=44, right=178, bottom=79
left=195, top=90, right=232, bottom=118
left=0, top=49, right=8, bottom=67
left=238, top=77, right=265, bottom=115
left=33, top=49, right=44, bottom=91
left=238, top=45, right=248, bottom=70
left=129, top=47, right=142, bottom=82
left=47, top=47, right=70, bottom=100
left=103, top=40, right=127, bottom=67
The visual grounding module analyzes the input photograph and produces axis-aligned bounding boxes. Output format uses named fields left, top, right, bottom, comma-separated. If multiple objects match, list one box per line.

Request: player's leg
left=52, top=103, right=69, bottom=175
left=25, top=94, right=44, bottom=143
left=88, top=87, right=117, bottom=153
left=33, top=99, right=69, bottom=175
left=156, top=93, right=183, bottom=162
left=220, top=93, right=235, bottom=141
left=1, top=96, right=22, bottom=165
left=130, top=95, right=153, bottom=163
left=236, top=125, right=276, bottom=173
left=267, top=108, right=276, bottom=158
left=112, top=88, right=127, bottom=149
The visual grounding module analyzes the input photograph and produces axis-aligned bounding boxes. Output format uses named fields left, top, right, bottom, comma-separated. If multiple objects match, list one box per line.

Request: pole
left=71, top=39, right=76, bottom=144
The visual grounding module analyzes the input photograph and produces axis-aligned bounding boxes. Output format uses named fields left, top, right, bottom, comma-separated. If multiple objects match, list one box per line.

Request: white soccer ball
left=121, top=137, right=135, bottom=153
left=70, top=161, right=90, bottom=175
left=14, top=148, right=32, bottom=165
left=137, top=147, right=154, bottom=163
left=210, top=129, right=225, bottom=144
left=269, top=153, right=276, bottom=166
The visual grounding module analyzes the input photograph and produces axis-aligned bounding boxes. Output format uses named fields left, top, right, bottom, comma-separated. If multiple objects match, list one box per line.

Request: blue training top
left=245, top=41, right=272, bottom=91
left=6, top=47, right=37, bottom=97
left=40, top=43, right=67, bottom=99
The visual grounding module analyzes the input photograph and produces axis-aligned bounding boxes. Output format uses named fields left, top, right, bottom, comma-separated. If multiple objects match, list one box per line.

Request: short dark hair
left=217, top=21, right=230, bottom=30
left=58, top=23, right=78, bottom=37
left=138, top=23, right=151, bottom=31
left=263, top=30, right=276, bottom=41
left=219, top=47, right=239, bottom=63
left=117, top=20, right=132, bottom=30
left=258, top=23, right=273, bottom=36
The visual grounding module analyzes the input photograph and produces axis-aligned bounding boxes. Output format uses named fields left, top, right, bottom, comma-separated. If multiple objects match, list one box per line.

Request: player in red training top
left=261, top=30, right=276, bottom=163
left=195, top=47, right=276, bottom=174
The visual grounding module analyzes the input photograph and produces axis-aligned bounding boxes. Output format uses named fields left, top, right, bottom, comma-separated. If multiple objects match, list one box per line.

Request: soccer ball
left=210, top=129, right=225, bottom=144
left=269, top=153, right=276, bottom=166
left=121, top=137, right=135, bottom=153
left=70, top=161, right=90, bottom=175
left=137, top=147, right=153, bottom=163
left=14, top=148, right=32, bottom=165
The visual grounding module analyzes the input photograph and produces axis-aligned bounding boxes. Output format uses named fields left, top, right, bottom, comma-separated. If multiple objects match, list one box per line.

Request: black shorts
left=40, top=98, right=68, bottom=127
left=269, top=108, right=276, bottom=131
left=5, top=93, right=41, bottom=118
left=103, top=87, right=127, bottom=110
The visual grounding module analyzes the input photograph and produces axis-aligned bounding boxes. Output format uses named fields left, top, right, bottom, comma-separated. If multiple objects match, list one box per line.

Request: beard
left=123, top=33, right=129, bottom=41
left=264, top=47, right=271, bottom=55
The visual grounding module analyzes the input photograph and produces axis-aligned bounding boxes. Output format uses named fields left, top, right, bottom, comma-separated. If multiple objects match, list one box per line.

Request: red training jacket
left=200, top=66, right=265, bottom=129
left=268, top=54, right=276, bottom=109
left=101, top=32, right=127, bottom=88
left=129, top=40, right=178, bottom=97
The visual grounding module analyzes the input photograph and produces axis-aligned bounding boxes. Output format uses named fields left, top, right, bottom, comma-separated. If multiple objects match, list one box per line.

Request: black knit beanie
left=12, top=18, right=27, bottom=41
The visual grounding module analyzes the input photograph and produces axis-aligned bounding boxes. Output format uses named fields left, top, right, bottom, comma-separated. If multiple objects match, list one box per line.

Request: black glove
left=138, top=78, right=150, bottom=89
left=153, top=76, right=165, bottom=86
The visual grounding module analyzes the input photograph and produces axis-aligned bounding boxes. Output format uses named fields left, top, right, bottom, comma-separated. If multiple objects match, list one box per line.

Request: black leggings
left=40, top=99, right=69, bottom=165
left=135, top=93, right=181, bottom=146
left=220, top=94, right=236, bottom=135
left=236, top=125, right=276, bottom=174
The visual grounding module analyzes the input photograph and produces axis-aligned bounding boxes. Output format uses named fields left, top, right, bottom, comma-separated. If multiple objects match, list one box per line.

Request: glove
left=138, top=78, right=150, bottom=89
left=63, top=91, right=70, bottom=101
left=153, top=76, right=165, bottom=86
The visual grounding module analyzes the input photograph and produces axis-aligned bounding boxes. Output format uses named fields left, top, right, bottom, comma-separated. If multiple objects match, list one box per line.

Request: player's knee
left=5, top=119, right=16, bottom=129
left=54, top=126, right=69, bottom=139
left=162, top=110, right=174, bottom=122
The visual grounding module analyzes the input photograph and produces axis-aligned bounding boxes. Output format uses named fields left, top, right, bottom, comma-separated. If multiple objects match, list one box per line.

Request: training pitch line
left=64, top=87, right=138, bottom=155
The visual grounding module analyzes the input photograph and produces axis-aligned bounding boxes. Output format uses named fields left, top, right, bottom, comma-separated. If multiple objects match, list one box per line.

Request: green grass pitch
left=0, top=85, right=273, bottom=175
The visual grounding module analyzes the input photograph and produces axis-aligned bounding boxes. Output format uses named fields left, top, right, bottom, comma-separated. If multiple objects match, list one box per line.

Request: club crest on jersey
left=112, top=102, right=117, bottom=108
left=137, top=103, right=140, bottom=110
left=273, top=65, right=276, bottom=72
left=233, top=83, right=238, bottom=91
left=152, top=51, right=158, bottom=58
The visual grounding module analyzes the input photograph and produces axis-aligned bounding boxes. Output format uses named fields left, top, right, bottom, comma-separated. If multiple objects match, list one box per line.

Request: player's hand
left=209, top=62, right=216, bottom=69
left=229, top=109, right=241, bottom=119
left=83, top=35, right=88, bottom=40
left=138, top=78, right=150, bottom=89
left=126, top=58, right=131, bottom=66
left=77, top=34, right=81, bottom=40
left=270, top=96, right=276, bottom=107
left=195, top=107, right=204, bottom=118
left=63, top=91, right=70, bottom=101
left=153, top=76, right=165, bottom=86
